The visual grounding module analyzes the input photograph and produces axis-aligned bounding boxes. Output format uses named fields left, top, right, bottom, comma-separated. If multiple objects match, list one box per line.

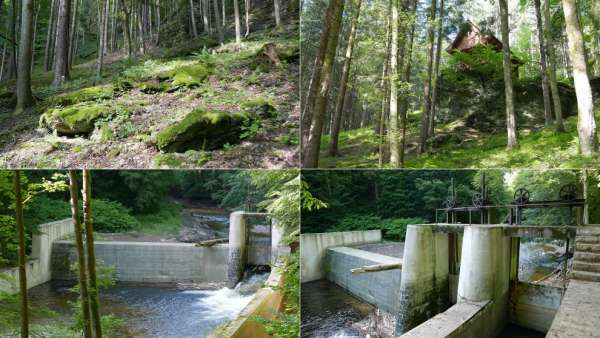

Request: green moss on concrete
left=39, top=102, right=129, bottom=136
left=156, top=109, right=250, bottom=152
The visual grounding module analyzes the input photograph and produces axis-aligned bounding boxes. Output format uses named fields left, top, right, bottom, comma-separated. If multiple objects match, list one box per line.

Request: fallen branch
left=195, top=238, right=228, bottom=247
left=351, top=262, right=402, bottom=274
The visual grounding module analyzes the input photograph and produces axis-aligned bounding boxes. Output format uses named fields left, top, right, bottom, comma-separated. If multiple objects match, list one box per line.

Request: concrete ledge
left=429, top=224, right=578, bottom=239
left=326, top=246, right=401, bottom=313
left=547, top=280, right=600, bottom=338
left=301, top=230, right=382, bottom=282
left=509, top=282, right=561, bottom=333
left=400, top=301, right=491, bottom=338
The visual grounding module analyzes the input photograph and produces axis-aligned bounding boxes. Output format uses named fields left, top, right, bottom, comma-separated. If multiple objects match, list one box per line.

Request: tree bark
left=562, top=0, right=597, bottom=155
left=388, top=0, right=401, bottom=166
left=52, top=0, right=71, bottom=85
left=398, top=0, right=417, bottom=167
left=156, top=0, right=161, bottom=44
left=302, top=0, right=345, bottom=168
left=190, top=0, right=198, bottom=37
left=69, top=0, right=79, bottom=69
left=428, top=0, right=444, bottom=138
left=274, top=0, right=281, bottom=28
left=417, top=0, right=437, bottom=154
left=328, top=0, right=362, bottom=157
left=498, top=0, right=518, bottom=148
left=121, top=0, right=132, bottom=57
left=534, top=0, right=553, bottom=126
left=378, top=10, right=392, bottom=168
left=212, top=0, right=223, bottom=43
left=234, top=0, right=241, bottom=44
left=543, top=0, right=563, bottom=131
left=244, top=0, right=250, bottom=36
left=96, top=0, right=108, bottom=79
left=82, top=170, right=103, bottom=338
left=8, top=0, right=17, bottom=80
left=68, top=171, right=93, bottom=338
left=14, top=170, right=29, bottom=338
left=15, top=0, right=35, bottom=114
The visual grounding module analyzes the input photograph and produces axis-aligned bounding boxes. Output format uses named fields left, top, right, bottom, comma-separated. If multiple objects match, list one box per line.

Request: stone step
left=571, top=270, right=600, bottom=283
left=573, top=251, right=600, bottom=263
left=573, top=260, right=600, bottom=274
left=575, top=243, right=600, bottom=253
left=576, top=227, right=600, bottom=236
left=576, top=235, right=600, bottom=244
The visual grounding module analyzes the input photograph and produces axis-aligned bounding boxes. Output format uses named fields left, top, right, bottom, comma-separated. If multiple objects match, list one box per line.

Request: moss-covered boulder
left=46, top=84, right=117, bottom=107
left=240, top=98, right=277, bottom=118
left=156, top=109, right=250, bottom=152
left=39, top=102, right=127, bottom=136
left=162, top=63, right=211, bottom=88
left=138, top=79, right=168, bottom=94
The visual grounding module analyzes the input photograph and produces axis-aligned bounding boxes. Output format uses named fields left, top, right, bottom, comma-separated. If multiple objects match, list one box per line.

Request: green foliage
left=44, top=84, right=117, bottom=108
left=329, top=214, right=426, bottom=241
left=133, top=201, right=182, bottom=235
left=240, top=119, right=263, bottom=140
left=24, top=196, right=71, bottom=228
left=87, top=199, right=140, bottom=232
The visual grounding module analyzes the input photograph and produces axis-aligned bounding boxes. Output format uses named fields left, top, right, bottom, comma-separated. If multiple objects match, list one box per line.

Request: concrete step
left=576, top=227, right=600, bottom=236
left=571, top=270, right=600, bottom=282
left=573, top=260, right=600, bottom=274
left=573, top=251, right=600, bottom=263
left=575, top=243, right=600, bottom=253
left=576, top=235, right=600, bottom=244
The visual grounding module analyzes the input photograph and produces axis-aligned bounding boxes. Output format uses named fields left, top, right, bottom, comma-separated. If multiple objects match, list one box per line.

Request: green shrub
left=330, top=214, right=427, bottom=241
left=24, top=196, right=71, bottom=228
left=89, top=199, right=139, bottom=232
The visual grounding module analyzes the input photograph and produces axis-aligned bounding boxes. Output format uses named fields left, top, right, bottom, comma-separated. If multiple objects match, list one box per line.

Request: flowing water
left=27, top=272, right=268, bottom=338
left=519, top=239, right=567, bottom=282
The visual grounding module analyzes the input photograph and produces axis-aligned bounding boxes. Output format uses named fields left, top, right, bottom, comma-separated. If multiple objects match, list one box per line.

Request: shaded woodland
left=301, top=0, right=599, bottom=168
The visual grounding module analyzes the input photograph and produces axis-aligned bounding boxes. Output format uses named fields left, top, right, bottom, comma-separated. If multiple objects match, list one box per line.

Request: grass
left=132, top=201, right=183, bottom=235
left=318, top=109, right=600, bottom=169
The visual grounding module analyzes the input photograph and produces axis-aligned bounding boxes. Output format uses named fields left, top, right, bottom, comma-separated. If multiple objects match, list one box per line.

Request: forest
left=301, top=169, right=600, bottom=239
left=0, top=0, right=299, bottom=168
left=301, top=0, right=599, bottom=168
left=0, top=169, right=300, bottom=337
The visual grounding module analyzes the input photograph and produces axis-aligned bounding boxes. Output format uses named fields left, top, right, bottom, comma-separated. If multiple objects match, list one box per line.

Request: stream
left=27, top=272, right=268, bottom=338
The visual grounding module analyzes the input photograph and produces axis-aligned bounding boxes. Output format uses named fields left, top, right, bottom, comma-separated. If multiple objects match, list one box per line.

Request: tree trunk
left=52, top=0, right=71, bottom=85
left=69, top=0, right=79, bottom=69
left=30, top=2, right=40, bottom=74
left=428, top=0, right=444, bottom=138
left=399, top=0, right=417, bottom=167
left=190, top=0, right=198, bottom=37
left=8, top=0, right=17, bottom=80
left=15, top=0, right=35, bottom=114
left=543, top=0, right=563, bottom=131
left=137, top=2, right=145, bottom=53
left=14, top=170, right=29, bottom=338
left=534, top=0, right=553, bottom=126
left=244, top=0, right=249, bottom=36
left=121, top=0, right=132, bottom=57
left=68, top=171, right=93, bottom=338
left=212, top=0, right=223, bottom=43
left=329, top=0, right=362, bottom=157
left=417, top=0, right=437, bottom=154
left=562, top=0, right=597, bottom=155
left=499, top=0, right=518, bottom=148
left=96, top=0, right=108, bottom=79
left=82, top=170, right=103, bottom=338
left=156, top=0, right=161, bottom=44
left=222, top=0, right=226, bottom=28
left=274, top=0, right=281, bottom=28
left=378, top=10, right=392, bottom=168
left=388, top=0, right=401, bottom=166
left=302, top=0, right=345, bottom=168
left=234, top=0, right=241, bottom=44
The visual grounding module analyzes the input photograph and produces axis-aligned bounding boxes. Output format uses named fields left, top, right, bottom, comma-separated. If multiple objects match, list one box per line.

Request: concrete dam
left=301, top=224, right=600, bottom=338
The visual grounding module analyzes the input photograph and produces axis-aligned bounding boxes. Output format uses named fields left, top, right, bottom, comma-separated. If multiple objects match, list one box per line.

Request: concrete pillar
left=457, top=225, right=510, bottom=337
left=270, top=218, right=287, bottom=264
left=395, top=225, right=449, bottom=335
left=227, top=211, right=247, bottom=288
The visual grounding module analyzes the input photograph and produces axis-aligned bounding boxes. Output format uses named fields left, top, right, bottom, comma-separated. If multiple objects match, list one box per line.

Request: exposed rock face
left=156, top=109, right=251, bottom=152
left=177, top=209, right=221, bottom=242
left=39, top=102, right=129, bottom=136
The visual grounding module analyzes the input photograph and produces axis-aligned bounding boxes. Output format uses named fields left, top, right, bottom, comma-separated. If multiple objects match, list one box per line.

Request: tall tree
left=562, top=0, right=597, bottom=155
left=533, top=0, right=553, bottom=126
left=15, top=0, right=35, bottom=114
left=96, top=0, right=109, bottom=79
left=190, top=0, right=198, bottom=37
left=7, top=0, right=17, bottom=80
left=417, top=0, right=437, bottom=154
left=302, top=0, right=345, bottom=167
left=428, top=0, right=444, bottom=138
left=378, top=8, right=392, bottom=168
left=53, top=0, right=71, bottom=85
left=329, top=0, right=363, bottom=156
left=68, top=170, right=93, bottom=338
left=14, top=170, right=29, bottom=338
left=212, top=0, right=223, bottom=43
left=244, top=0, right=250, bottom=36
left=69, top=0, right=80, bottom=69
left=498, top=0, right=518, bottom=148
left=399, top=0, right=417, bottom=167
left=543, top=0, right=563, bottom=130
left=233, top=0, right=241, bottom=44
left=44, top=0, right=57, bottom=71
left=274, top=0, right=281, bottom=28
left=121, top=0, right=133, bottom=57
left=82, top=170, right=102, bottom=338
left=388, top=0, right=401, bottom=166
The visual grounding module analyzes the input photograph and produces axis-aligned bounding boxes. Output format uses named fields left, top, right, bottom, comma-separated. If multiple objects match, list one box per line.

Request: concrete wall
left=301, top=230, right=382, bottom=283
left=52, top=241, right=230, bottom=283
left=509, top=282, right=562, bottom=333
left=0, top=219, right=73, bottom=294
left=326, top=246, right=401, bottom=313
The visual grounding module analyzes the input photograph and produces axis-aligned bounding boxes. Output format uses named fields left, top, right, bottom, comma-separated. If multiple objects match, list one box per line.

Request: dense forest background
left=301, top=169, right=600, bottom=240
left=301, top=0, right=599, bottom=168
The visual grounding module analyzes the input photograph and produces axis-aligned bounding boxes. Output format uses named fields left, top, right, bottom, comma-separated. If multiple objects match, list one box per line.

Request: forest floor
left=318, top=108, right=600, bottom=169
left=0, top=26, right=298, bottom=168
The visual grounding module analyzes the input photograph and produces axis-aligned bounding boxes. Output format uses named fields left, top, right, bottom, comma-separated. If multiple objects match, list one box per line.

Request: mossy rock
left=39, top=102, right=128, bottom=136
left=161, top=63, right=211, bottom=89
left=46, top=84, right=117, bottom=107
left=156, top=109, right=250, bottom=152
left=240, top=98, right=277, bottom=118
left=250, top=43, right=281, bottom=71
left=138, top=79, right=168, bottom=94
left=279, top=43, right=299, bottom=63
